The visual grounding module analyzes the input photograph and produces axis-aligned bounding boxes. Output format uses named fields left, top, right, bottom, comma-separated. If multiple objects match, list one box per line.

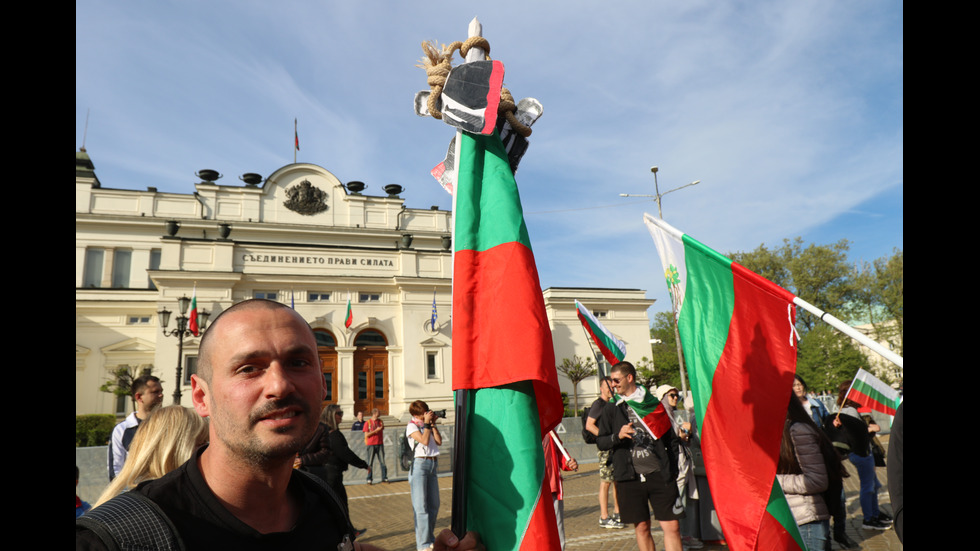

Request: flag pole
left=792, top=296, right=904, bottom=369
left=450, top=16, right=485, bottom=540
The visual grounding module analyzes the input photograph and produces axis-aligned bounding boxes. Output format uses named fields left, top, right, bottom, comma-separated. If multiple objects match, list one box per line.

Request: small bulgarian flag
left=294, top=118, right=300, bottom=151
left=845, top=368, right=900, bottom=416
left=344, top=295, right=353, bottom=329
left=188, top=286, right=200, bottom=337
left=645, top=214, right=804, bottom=551
left=575, top=300, right=626, bottom=367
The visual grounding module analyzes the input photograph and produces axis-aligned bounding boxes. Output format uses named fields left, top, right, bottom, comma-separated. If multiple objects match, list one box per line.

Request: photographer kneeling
left=406, top=400, right=443, bottom=551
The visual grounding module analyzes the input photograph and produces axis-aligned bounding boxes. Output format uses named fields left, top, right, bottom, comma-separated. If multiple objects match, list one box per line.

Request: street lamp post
left=620, top=167, right=700, bottom=401
left=158, top=296, right=210, bottom=404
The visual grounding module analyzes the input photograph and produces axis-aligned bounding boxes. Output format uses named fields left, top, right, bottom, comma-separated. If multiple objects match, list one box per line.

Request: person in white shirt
left=406, top=400, right=442, bottom=551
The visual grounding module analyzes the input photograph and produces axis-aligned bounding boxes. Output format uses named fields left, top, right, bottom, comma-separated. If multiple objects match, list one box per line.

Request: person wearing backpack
left=584, top=376, right=623, bottom=529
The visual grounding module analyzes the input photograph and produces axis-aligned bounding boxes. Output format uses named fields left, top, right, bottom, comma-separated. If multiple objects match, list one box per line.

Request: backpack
left=581, top=405, right=596, bottom=444
left=400, top=434, right=415, bottom=470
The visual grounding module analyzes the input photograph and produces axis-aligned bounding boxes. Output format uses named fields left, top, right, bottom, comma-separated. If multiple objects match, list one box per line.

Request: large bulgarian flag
left=453, top=130, right=564, bottom=550
left=644, top=214, right=805, bottom=551
left=845, top=368, right=900, bottom=416
left=575, top=299, right=627, bottom=367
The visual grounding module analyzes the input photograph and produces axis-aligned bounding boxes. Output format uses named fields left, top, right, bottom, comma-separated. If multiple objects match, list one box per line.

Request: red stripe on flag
left=757, top=510, right=806, bottom=551
left=517, top=475, right=562, bottom=551
left=480, top=61, right=505, bottom=135
left=847, top=389, right=897, bottom=416
left=700, top=263, right=797, bottom=551
left=642, top=404, right=673, bottom=440
left=453, top=243, right=563, bottom=434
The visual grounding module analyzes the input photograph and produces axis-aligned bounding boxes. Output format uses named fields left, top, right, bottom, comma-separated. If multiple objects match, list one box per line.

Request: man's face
left=600, top=382, right=612, bottom=401
left=191, top=307, right=325, bottom=466
left=371, top=410, right=380, bottom=420
left=356, top=411, right=363, bottom=422
left=610, top=370, right=635, bottom=395
left=138, top=380, right=164, bottom=411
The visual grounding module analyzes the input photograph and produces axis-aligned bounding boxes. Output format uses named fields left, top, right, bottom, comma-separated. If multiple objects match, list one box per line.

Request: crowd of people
left=76, top=298, right=898, bottom=550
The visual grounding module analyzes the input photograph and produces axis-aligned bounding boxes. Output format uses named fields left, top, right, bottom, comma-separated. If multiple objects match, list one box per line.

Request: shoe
left=354, top=528, right=368, bottom=538
left=834, top=532, right=859, bottom=549
left=611, top=513, right=622, bottom=523
left=599, top=517, right=624, bottom=529
left=876, top=511, right=893, bottom=524
left=382, top=479, right=389, bottom=484
left=862, top=518, right=890, bottom=530
left=682, top=536, right=704, bottom=549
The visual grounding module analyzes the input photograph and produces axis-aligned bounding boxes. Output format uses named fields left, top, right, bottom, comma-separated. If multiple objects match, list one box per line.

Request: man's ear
left=191, top=374, right=211, bottom=418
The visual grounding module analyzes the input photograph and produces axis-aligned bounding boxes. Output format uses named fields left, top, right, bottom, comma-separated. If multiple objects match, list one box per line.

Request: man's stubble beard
left=212, top=396, right=317, bottom=468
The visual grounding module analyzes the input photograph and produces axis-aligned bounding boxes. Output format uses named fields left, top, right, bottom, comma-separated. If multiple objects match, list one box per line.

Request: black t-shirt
left=77, top=446, right=349, bottom=550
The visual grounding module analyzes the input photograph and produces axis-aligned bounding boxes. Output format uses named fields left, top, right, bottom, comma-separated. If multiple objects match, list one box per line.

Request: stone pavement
left=347, top=444, right=901, bottom=551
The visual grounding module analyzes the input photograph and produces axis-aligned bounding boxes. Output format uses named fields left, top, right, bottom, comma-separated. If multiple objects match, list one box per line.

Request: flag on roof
left=189, top=285, right=200, bottom=337
left=345, top=294, right=353, bottom=329
left=644, top=214, right=805, bottom=551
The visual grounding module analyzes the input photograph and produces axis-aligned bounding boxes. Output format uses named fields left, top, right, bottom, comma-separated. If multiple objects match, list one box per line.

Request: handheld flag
left=845, top=368, right=900, bottom=416
left=644, top=214, right=804, bottom=551
left=188, top=286, right=200, bottom=337
left=575, top=300, right=626, bottom=366
left=453, top=130, right=563, bottom=551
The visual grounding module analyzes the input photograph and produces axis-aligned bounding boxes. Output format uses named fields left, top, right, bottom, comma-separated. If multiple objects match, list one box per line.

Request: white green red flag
left=345, top=295, right=353, bottom=329
left=617, top=385, right=672, bottom=440
left=845, top=368, right=900, bottom=416
left=575, top=300, right=626, bottom=366
left=188, top=286, right=200, bottom=337
left=453, top=130, right=563, bottom=550
left=644, top=214, right=805, bottom=551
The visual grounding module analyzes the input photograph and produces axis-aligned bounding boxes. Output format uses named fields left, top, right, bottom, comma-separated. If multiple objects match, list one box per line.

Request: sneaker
left=876, top=511, right=893, bottom=524
left=354, top=528, right=368, bottom=538
left=599, top=517, right=624, bottom=529
left=682, top=536, right=704, bottom=549
left=611, top=513, right=622, bottom=523
left=862, top=518, right=890, bottom=530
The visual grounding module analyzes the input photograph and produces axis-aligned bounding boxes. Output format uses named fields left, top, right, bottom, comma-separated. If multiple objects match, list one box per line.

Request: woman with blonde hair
left=94, top=405, right=208, bottom=507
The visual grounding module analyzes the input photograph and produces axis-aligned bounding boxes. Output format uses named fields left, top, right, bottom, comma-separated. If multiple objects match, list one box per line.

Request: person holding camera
left=406, top=400, right=443, bottom=551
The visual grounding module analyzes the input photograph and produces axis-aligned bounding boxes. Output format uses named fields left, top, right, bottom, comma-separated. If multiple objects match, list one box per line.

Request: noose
left=417, top=37, right=532, bottom=138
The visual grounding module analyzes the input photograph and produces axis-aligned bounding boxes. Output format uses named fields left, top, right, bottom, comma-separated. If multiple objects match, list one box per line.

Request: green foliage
left=855, top=248, right=903, bottom=356
left=796, top=325, right=870, bottom=392
left=76, top=414, right=117, bottom=447
left=557, top=355, right=597, bottom=414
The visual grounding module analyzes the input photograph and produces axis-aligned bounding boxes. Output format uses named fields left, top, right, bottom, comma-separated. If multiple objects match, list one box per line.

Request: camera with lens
left=430, top=409, right=447, bottom=419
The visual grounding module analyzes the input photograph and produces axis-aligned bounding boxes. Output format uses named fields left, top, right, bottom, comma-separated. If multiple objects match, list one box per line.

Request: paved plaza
left=347, top=443, right=901, bottom=551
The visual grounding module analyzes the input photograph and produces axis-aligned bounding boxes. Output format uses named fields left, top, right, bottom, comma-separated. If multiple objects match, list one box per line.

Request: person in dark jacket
left=321, top=404, right=370, bottom=517
left=596, top=361, right=684, bottom=551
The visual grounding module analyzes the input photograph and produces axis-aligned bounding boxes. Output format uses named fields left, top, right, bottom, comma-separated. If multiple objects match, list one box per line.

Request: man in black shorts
left=596, top=361, right=683, bottom=551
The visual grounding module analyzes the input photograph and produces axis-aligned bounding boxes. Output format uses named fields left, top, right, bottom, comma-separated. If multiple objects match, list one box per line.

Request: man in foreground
left=78, top=299, right=480, bottom=551
left=108, top=374, right=164, bottom=480
left=597, top=362, right=684, bottom=551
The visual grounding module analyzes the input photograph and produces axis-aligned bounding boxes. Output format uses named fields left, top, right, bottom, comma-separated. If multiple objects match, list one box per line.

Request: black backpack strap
left=76, top=492, right=184, bottom=551
left=294, top=469, right=357, bottom=544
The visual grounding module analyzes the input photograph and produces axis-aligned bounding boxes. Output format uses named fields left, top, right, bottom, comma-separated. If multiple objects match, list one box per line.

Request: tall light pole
left=158, top=296, right=210, bottom=404
left=620, top=166, right=700, bottom=401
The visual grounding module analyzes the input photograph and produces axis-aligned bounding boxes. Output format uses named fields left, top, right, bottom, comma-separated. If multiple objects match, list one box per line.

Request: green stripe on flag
left=677, top=233, right=735, bottom=422
left=765, top=479, right=807, bottom=550
left=454, top=132, right=533, bottom=253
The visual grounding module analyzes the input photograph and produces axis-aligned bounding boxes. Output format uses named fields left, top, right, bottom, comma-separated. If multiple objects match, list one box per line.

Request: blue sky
left=76, top=1, right=903, bottom=318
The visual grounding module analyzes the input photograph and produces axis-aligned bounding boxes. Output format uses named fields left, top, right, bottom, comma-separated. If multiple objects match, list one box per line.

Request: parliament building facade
left=75, top=150, right=654, bottom=419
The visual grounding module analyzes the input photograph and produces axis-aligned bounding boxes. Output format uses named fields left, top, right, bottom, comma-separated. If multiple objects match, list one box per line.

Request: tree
left=796, top=324, right=870, bottom=392
left=99, top=365, right=155, bottom=409
left=556, top=355, right=597, bottom=413
left=856, top=248, right=903, bottom=355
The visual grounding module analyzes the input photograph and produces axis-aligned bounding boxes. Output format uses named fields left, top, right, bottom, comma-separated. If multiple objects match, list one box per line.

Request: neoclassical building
left=75, top=149, right=654, bottom=419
